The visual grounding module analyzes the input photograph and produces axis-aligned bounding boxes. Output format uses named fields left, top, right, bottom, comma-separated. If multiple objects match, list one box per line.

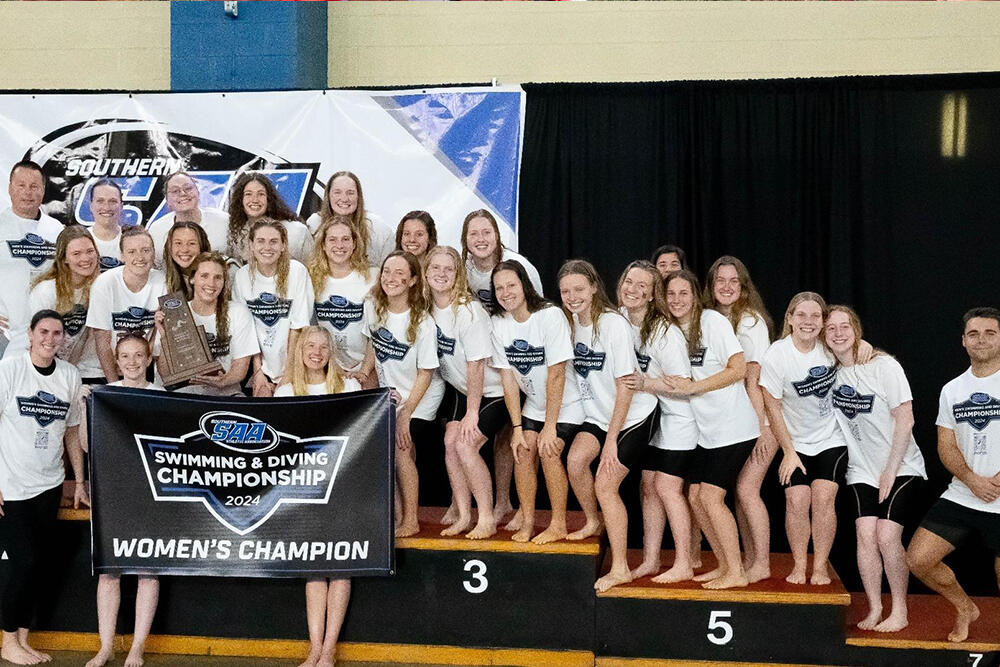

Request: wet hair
left=119, top=225, right=154, bottom=253
left=249, top=218, right=291, bottom=298
left=487, top=259, right=550, bottom=318
left=703, top=255, right=773, bottom=341
left=227, top=172, right=299, bottom=260
left=651, top=244, right=688, bottom=271
left=318, top=171, right=369, bottom=261
left=371, top=251, right=427, bottom=344
left=286, top=326, right=346, bottom=396
left=9, top=159, right=44, bottom=183
left=664, top=269, right=704, bottom=358
left=307, top=214, right=369, bottom=296
left=163, top=221, right=211, bottom=298
left=963, top=306, right=1000, bottom=329
left=31, top=225, right=99, bottom=312
left=556, top=259, right=617, bottom=340
left=395, top=210, right=437, bottom=256
left=781, top=291, right=828, bottom=338
left=115, top=332, right=152, bottom=359
left=190, top=252, right=231, bottom=345
left=616, top=260, right=670, bottom=348
left=89, top=178, right=123, bottom=201
left=461, top=209, right=505, bottom=268
left=30, top=309, right=63, bottom=331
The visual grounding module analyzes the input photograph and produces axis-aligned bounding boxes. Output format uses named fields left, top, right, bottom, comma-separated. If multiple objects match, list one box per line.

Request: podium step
left=596, top=550, right=851, bottom=665
left=596, top=660, right=859, bottom=667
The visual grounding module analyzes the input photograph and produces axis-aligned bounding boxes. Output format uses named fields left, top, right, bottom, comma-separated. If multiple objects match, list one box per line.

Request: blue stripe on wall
left=171, top=1, right=327, bottom=91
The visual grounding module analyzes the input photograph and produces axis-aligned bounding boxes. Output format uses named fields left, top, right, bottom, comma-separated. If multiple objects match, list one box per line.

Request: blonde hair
left=371, top=251, right=428, bottom=344
left=781, top=291, right=828, bottom=338
left=31, top=225, right=99, bottom=313
left=425, top=245, right=473, bottom=316
left=287, top=326, right=345, bottom=396
left=556, top=259, right=617, bottom=342
left=248, top=218, right=290, bottom=298
left=190, top=252, right=231, bottom=345
left=825, top=304, right=864, bottom=362
left=307, top=215, right=369, bottom=296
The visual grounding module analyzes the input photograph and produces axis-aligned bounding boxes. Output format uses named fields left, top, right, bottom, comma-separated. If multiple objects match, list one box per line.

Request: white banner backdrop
left=0, top=87, right=525, bottom=250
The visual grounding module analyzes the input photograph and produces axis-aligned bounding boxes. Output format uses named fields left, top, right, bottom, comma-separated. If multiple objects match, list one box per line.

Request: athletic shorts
left=689, top=439, right=755, bottom=489
left=438, top=385, right=510, bottom=441
left=850, top=476, right=922, bottom=523
left=522, top=416, right=581, bottom=448
left=643, top=447, right=694, bottom=478
left=576, top=408, right=659, bottom=470
left=918, top=497, right=1000, bottom=554
left=788, top=446, right=848, bottom=488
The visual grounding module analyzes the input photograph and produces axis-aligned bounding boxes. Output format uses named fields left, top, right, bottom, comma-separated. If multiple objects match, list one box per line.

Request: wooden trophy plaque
left=157, top=291, right=224, bottom=390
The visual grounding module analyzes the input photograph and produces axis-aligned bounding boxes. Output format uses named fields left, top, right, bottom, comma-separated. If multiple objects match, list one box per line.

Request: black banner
left=89, top=387, right=394, bottom=578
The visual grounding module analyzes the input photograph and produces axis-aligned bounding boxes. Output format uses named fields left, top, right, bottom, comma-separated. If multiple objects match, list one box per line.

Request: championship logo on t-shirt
left=315, top=295, right=364, bottom=331
left=61, top=304, right=88, bottom=337
left=99, top=255, right=123, bottom=271
left=371, top=327, right=410, bottom=363
left=635, top=349, right=651, bottom=373
left=436, top=326, right=456, bottom=358
left=246, top=292, right=292, bottom=327
left=505, top=338, right=545, bottom=375
left=17, top=390, right=71, bottom=427
left=689, top=347, right=708, bottom=367
left=792, top=365, right=836, bottom=398
left=476, top=289, right=494, bottom=306
left=111, top=306, right=156, bottom=333
left=205, top=332, right=231, bottom=359
left=952, top=392, right=1000, bottom=431
left=831, top=384, right=874, bottom=419
left=7, top=233, right=56, bottom=268
left=573, top=342, right=606, bottom=378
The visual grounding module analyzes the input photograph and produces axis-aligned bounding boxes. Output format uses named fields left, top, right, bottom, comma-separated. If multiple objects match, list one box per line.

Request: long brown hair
left=190, top=252, right=231, bottom=345
left=31, top=225, right=100, bottom=313
left=163, top=221, right=210, bottom=298
left=460, top=209, right=504, bottom=267
left=248, top=218, right=291, bottom=298
left=487, top=259, right=550, bottom=318
left=704, top=255, right=773, bottom=340
left=781, top=291, right=828, bottom=338
left=616, top=260, right=669, bottom=348
left=287, top=325, right=345, bottom=396
left=395, top=210, right=437, bottom=256
left=556, top=259, right=617, bottom=341
left=228, top=172, right=299, bottom=260
left=318, top=171, right=369, bottom=260
left=307, top=215, right=369, bottom=296
left=371, top=251, right=427, bottom=344
left=665, top=269, right=704, bottom=358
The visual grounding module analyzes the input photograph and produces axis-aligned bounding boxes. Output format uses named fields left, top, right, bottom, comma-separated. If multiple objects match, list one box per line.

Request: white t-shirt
left=168, top=302, right=260, bottom=396
left=466, top=248, right=544, bottom=309
left=574, top=311, right=657, bottom=432
left=313, top=271, right=375, bottom=373
left=108, top=380, right=163, bottom=390
left=362, top=301, right=445, bottom=421
left=491, top=306, right=584, bottom=425
left=274, top=378, right=362, bottom=397
left=629, top=318, right=699, bottom=452
left=687, top=309, right=760, bottom=448
left=760, top=336, right=845, bottom=456
left=28, top=280, right=102, bottom=380
left=305, top=213, right=394, bottom=270
left=936, top=367, right=1000, bottom=514
left=229, top=219, right=313, bottom=267
left=147, top=208, right=230, bottom=269
left=232, top=260, right=313, bottom=381
left=0, top=355, right=82, bottom=501
left=736, top=312, right=771, bottom=365
left=85, top=266, right=167, bottom=340
left=832, top=355, right=926, bottom=487
left=0, top=207, right=61, bottom=358
left=432, top=300, right=502, bottom=398
left=88, top=226, right=124, bottom=271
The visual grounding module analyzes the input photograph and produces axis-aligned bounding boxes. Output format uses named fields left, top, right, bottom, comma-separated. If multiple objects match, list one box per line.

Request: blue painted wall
left=171, top=1, right=327, bottom=91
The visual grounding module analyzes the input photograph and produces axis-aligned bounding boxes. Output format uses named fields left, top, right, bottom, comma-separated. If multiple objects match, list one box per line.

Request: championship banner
left=89, top=386, right=394, bottom=578
left=0, top=87, right=525, bottom=247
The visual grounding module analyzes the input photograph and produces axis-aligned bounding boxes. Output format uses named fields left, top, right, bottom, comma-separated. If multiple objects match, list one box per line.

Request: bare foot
left=691, top=555, right=703, bottom=569
left=531, top=525, right=567, bottom=545
left=1, top=643, right=42, bottom=666
left=297, top=652, right=320, bottom=667
left=629, top=559, right=661, bottom=580
left=745, top=561, right=771, bottom=584
left=123, top=645, right=146, bottom=667
left=693, top=567, right=722, bottom=583
left=503, top=509, right=523, bottom=532
left=19, top=643, right=49, bottom=663
left=511, top=526, right=533, bottom=542
left=394, top=521, right=419, bottom=537
left=315, top=657, right=335, bottom=667
left=493, top=501, right=514, bottom=524
left=856, top=607, right=883, bottom=631
left=874, top=613, right=908, bottom=633
left=85, top=648, right=115, bottom=667
left=441, top=504, right=458, bottom=525
left=466, top=519, right=497, bottom=540
left=440, top=515, right=471, bottom=536
left=595, top=568, right=633, bottom=593
left=703, top=571, right=749, bottom=590
left=948, top=601, right=980, bottom=643
left=651, top=564, right=694, bottom=584
left=566, top=519, right=603, bottom=541
left=785, top=565, right=807, bottom=584
left=810, top=564, right=831, bottom=586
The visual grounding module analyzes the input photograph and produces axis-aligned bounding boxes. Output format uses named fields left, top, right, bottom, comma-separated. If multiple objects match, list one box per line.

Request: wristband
left=512, top=423, right=522, bottom=429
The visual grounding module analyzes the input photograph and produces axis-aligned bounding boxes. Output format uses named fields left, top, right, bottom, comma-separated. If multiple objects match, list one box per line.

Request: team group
left=0, top=159, right=997, bottom=667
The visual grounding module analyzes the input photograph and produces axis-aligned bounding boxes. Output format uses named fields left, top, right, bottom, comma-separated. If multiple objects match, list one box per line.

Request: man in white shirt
left=145, top=171, right=229, bottom=267
left=907, top=306, right=1000, bottom=643
left=0, top=161, right=64, bottom=358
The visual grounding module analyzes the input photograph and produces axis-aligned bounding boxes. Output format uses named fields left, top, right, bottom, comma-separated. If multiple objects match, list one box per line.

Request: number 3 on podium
left=463, top=559, right=488, bottom=594
left=706, top=610, right=733, bottom=646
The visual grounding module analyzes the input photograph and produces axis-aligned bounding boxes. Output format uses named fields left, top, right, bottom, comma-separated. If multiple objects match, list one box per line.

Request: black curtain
left=519, top=74, right=1000, bottom=594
